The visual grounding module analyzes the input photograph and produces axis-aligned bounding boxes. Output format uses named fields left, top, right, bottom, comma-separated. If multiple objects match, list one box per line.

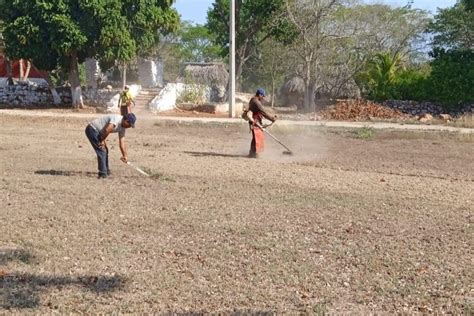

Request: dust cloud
left=236, top=124, right=328, bottom=163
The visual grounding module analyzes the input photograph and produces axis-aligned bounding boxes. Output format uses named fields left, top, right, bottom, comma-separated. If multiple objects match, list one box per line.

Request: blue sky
left=173, top=0, right=457, bottom=24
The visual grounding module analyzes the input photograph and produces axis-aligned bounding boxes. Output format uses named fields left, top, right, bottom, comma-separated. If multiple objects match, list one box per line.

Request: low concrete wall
left=384, top=100, right=473, bottom=116
left=0, top=83, right=55, bottom=106
left=83, top=88, right=120, bottom=108
left=0, top=82, right=128, bottom=109
left=149, top=83, right=228, bottom=112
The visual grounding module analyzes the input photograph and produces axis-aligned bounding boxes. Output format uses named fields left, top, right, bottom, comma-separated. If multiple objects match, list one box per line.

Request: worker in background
left=118, top=85, right=135, bottom=116
left=243, top=88, right=277, bottom=158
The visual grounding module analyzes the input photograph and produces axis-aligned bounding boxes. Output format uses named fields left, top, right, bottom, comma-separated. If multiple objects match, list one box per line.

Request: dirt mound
left=321, top=99, right=410, bottom=120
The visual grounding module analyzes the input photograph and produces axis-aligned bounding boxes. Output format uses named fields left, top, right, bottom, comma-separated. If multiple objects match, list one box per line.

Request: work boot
left=248, top=152, right=259, bottom=159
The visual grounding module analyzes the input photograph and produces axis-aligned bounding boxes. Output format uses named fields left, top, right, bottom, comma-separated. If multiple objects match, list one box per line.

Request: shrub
left=392, top=67, right=430, bottom=101
left=176, top=84, right=207, bottom=105
left=426, top=48, right=474, bottom=111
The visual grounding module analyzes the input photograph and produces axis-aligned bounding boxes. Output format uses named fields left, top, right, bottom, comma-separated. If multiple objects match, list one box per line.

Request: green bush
left=176, top=84, right=207, bottom=105
left=358, top=49, right=473, bottom=111
left=426, top=49, right=474, bottom=110
left=392, top=67, right=430, bottom=101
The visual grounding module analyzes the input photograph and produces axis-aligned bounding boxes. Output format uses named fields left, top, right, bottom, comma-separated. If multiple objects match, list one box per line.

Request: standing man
left=118, top=85, right=135, bottom=116
left=85, top=113, right=136, bottom=178
left=246, top=88, right=277, bottom=158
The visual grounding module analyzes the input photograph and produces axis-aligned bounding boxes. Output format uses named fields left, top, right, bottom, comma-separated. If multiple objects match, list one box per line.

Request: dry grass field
left=0, top=113, right=472, bottom=314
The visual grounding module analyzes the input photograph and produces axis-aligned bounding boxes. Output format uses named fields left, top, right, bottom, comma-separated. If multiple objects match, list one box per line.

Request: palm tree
left=361, top=52, right=404, bottom=101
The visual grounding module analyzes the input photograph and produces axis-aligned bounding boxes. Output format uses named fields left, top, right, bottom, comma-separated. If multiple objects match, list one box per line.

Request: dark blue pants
left=85, top=125, right=109, bottom=177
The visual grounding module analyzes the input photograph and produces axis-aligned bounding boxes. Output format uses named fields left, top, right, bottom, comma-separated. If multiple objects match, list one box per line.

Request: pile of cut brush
left=320, top=99, right=410, bottom=121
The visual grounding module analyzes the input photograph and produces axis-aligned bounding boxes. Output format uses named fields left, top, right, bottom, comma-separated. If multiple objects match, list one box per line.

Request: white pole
left=229, top=0, right=236, bottom=118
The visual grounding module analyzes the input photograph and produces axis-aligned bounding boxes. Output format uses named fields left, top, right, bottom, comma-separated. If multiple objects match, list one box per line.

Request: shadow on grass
left=34, top=170, right=97, bottom=177
left=0, top=248, right=126, bottom=309
left=161, top=311, right=275, bottom=316
left=0, top=249, right=35, bottom=265
left=1, top=273, right=126, bottom=309
left=183, top=151, right=248, bottom=158
left=34, top=170, right=139, bottom=179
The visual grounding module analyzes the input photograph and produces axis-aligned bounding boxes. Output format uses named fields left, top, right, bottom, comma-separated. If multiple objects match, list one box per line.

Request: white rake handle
left=127, top=162, right=150, bottom=177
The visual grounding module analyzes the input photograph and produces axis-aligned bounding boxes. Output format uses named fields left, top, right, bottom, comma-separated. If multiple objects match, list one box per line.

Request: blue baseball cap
left=125, top=113, right=136, bottom=128
left=256, top=88, right=266, bottom=97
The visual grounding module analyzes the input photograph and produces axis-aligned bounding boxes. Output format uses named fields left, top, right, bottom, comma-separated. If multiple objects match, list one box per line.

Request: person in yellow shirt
left=118, top=85, right=135, bottom=115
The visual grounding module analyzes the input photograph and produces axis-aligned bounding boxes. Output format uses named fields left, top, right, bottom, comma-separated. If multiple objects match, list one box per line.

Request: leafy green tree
left=206, top=0, right=291, bottom=85
left=427, top=0, right=474, bottom=49
left=0, top=0, right=179, bottom=107
left=0, top=19, right=14, bottom=85
left=177, top=22, right=222, bottom=63
left=464, top=0, right=474, bottom=11
left=150, top=33, right=182, bottom=83
left=426, top=48, right=474, bottom=109
left=423, top=0, right=474, bottom=109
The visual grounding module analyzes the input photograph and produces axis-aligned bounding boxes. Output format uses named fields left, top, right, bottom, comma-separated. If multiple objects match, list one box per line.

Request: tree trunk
left=68, top=50, right=84, bottom=108
left=303, top=81, right=311, bottom=110
left=46, top=74, right=61, bottom=105
left=24, top=61, right=31, bottom=81
left=19, top=59, right=24, bottom=81
left=6, top=58, right=14, bottom=85
left=303, top=80, right=316, bottom=111
left=235, top=57, right=244, bottom=92
left=122, top=62, right=127, bottom=89
left=271, top=77, right=276, bottom=108
left=303, top=58, right=316, bottom=110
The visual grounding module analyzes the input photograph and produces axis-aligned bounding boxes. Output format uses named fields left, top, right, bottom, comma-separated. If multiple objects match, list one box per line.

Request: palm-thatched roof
left=281, top=76, right=305, bottom=94
left=179, top=63, right=228, bottom=87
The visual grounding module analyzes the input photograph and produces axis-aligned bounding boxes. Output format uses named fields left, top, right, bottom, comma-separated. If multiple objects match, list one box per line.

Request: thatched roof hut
left=281, top=76, right=305, bottom=95
left=177, top=62, right=229, bottom=102
left=280, top=76, right=305, bottom=108
left=179, top=63, right=228, bottom=87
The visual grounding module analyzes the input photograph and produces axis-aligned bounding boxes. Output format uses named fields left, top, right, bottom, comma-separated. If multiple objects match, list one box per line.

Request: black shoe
left=248, top=152, right=259, bottom=159
left=98, top=174, right=108, bottom=179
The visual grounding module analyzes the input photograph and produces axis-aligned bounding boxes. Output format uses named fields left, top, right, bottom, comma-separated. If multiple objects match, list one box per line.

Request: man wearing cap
left=247, top=88, right=277, bottom=158
left=118, top=85, right=135, bottom=116
left=85, top=113, right=136, bottom=178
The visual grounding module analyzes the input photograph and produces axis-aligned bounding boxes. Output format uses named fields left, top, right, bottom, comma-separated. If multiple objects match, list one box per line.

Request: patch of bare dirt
left=0, top=113, right=472, bottom=313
